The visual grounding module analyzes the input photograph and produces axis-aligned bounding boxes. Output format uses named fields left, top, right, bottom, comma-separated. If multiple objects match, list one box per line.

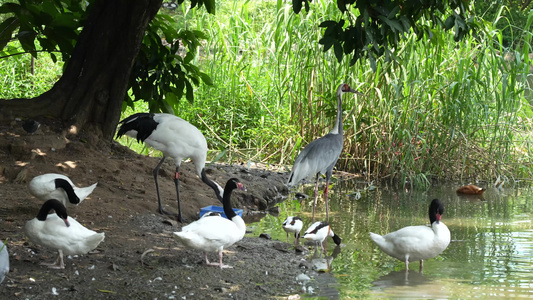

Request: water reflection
left=252, top=180, right=533, bottom=298
left=371, top=270, right=448, bottom=298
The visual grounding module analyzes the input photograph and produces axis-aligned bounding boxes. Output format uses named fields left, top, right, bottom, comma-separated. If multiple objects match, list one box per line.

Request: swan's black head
left=38, top=199, right=70, bottom=227
left=429, top=198, right=445, bottom=224
left=225, top=178, right=246, bottom=192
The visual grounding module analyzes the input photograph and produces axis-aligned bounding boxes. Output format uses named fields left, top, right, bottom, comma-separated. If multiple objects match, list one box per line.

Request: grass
left=3, top=1, right=533, bottom=188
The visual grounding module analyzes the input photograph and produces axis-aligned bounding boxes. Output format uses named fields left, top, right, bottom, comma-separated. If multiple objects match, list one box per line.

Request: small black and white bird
left=28, top=173, right=98, bottom=207
left=173, top=178, right=246, bottom=269
left=116, top=113, right=224, bottom=222
left=282, top=216, right=303, bottom=246
left=24, top=199, right=105, bottom=269
left=369, top=198, right=451, bottom=272
left=0, top=240, right=8, bottom=284
left=22, top=119, right=40, bottom=134
left=287, top=83, right=363, bottom=222
left=303, top=221, right=342, bottom=256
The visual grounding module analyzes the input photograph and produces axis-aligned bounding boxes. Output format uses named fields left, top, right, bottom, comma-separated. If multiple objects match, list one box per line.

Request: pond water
left=248, top=179, right=533, bottom=299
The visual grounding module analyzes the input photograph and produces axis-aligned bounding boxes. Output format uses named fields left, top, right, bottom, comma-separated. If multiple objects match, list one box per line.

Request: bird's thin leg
left=312, top=173, right=320, bottom=222
left=40, top=250, right=65, bottom=269
left=173, top=165, right=185, bottom=223
left=404, top=256, right=409, bottom=273
left=324, top=177, right=330, bottom=223
left=153, top=157, right=167, bottom=214
left=204, top=252, right=210, bottom=265
left=320, top=241, right=326, bottom=258
left=295, top=233, right=300, bottom=246
left=419, top=260, right=423, bottom=273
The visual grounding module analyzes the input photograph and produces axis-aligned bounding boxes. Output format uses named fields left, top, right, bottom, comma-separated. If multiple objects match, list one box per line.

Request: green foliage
left=150, top=1, right=533, bottom=187
left=474, top=1, right=533, bottom=48
left=0, top=41, right=63, bottom=98
left=0, top=0, right=215, bottom=109
left=292, top=0, right=480, bottom=69
left=126, top=12, right=213, bottom=113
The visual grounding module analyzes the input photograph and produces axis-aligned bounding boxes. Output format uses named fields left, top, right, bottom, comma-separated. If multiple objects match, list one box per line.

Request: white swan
left=369, top=198, right=451, bottom=272
left=25, top=199, right=105, bottom=269
left=173, top=178, right=246, bottom=269
left=303, top=221, right=342, bottom=256
left=28, top=173, right=98, bottom=207
left=0, top=240, right=8, bottom=284
left=282, top=216, right=303, bottom=245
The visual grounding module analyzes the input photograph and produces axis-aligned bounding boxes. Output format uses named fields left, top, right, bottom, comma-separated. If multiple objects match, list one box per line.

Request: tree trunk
left=0, top=0, right=162, bottom=141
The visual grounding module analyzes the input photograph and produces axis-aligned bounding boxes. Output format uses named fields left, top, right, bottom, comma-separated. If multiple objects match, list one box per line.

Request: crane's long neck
left=201, top=169, right=224, bottom=203
left=331, top=92, right=343, bottom=136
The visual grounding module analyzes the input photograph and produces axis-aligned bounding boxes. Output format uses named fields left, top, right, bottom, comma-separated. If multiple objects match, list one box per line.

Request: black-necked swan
left=282, top=216, right=303, bottom=245
left=28, top=173, right=98, bottom=207
left=369, top=198, right=451, bottom=272
left=24, top=199, right=105, bottom=269
left=303, top=221, right=342, bottom=256
left=173, top=178, right=246, bottom=269
left=0, top=240, right=8, bottom=284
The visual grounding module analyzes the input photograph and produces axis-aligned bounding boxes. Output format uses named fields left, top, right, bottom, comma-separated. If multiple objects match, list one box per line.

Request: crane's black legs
left=153, top=157, right=167, bottom=215
left=153, top=157, right=185, bottom=222
left=173, top=165, right=186, bottom=223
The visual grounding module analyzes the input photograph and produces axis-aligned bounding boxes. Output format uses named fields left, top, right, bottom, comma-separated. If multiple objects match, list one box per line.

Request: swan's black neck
left=54, top=179, right=80, bottom=204
left=222, top=183, right=238, bottom=220
left=37, top=199, right=68, bottom=221
left=201, top=169, right=224, bottom=203
left=429, top=199, right=444, bottom=224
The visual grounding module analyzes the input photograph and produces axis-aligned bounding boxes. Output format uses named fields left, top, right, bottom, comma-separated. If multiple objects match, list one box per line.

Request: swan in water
left=369, top=198, right=451, bottom=272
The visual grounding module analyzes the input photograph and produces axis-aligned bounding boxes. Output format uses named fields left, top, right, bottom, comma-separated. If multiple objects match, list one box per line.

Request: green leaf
left=185, top=80, right=194, bottom=104
left=333, top=41, right=343, bottom=62
left=0, top=17, right=20, bottom=51
left=199, top=72, right=213, bottom=85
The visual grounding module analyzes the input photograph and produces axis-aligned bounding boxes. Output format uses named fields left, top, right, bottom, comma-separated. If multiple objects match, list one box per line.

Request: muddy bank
left=0, top=121, right=337, bottom=299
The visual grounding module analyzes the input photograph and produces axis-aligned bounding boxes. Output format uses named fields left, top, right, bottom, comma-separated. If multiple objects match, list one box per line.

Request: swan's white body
left=173, top=178, right=246, bottom=268
left=175, top=216, right=246, bottom=253
left=25, top=200, right=105, bottom=269
left=370, top=199, right=450, bottom=271
left=28, top=173, right=97, bottom=207
left=282, top=216, right=303, bottom=245
left=0, top=240, right=8, bottom=284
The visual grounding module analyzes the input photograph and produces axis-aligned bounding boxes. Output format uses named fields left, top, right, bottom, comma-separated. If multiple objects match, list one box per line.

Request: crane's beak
left=351, top=88, right=364, bottom=96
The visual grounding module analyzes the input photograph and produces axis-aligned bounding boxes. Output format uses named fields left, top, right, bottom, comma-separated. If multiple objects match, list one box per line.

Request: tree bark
left=0, top=0, right=162, bottom=141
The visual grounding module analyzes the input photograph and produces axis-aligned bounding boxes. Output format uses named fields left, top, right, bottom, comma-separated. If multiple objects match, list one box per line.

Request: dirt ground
left=0, top=119, right=332, bottom=299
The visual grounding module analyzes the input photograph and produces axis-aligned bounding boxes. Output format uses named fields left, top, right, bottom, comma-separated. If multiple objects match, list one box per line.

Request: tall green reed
left=163, top=1, right=533, bottom=187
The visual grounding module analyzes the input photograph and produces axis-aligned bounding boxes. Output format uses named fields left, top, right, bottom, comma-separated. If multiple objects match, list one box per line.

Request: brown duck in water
left=456, top=184, right=486, bottom=195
